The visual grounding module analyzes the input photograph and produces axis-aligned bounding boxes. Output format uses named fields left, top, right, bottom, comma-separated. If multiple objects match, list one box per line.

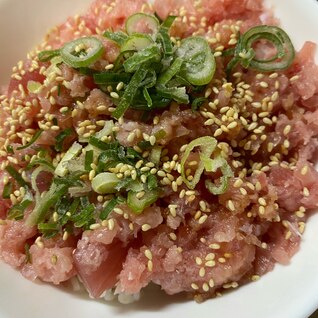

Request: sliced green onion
left=2, top=181, right=13, bottom=199
left=156, top=85, right=189, bottom=104
left=121, top=33, right=154, bottom=52
left=103, top=30, right=128, bottom=45
left=143, top=87, right=152, bottom=107
left=191, top=97, right=207, bottom=111
left=60, top=37, right=104, bottom=68
left=115, top=178, right=144, bottom=192
left=6, top=145, right=14, bottom=154
left=55, top=128, right=73, bottom=152
left=5, top=165, right=28, bottom=187
left=147, top=174, right=158, bottom=190
left=84, top=150, right=94, bottom=171
left=157, top=30, right=174, bottom=56
left=89, top=136, right=117, bottom=150
left=27, top=158, right=55, bottom=171
left=112, top=65, right=148, bottom=119
left=176, top=36, right=216, bottom=86
left=91, top=172, right=121, bottom=194
left=31, top=166, right=54, bottom=201
left=26, top=181, right=69, bottom=226
left=55, top=142, right=82, bottom=177
left=126, top=13, right=160, bottom=37
left=8, top=191, right=33, bottom=221
left=157, top=16, right=176, bottom=56
left=38, top=223, right=59, bottom=239
left=71, top=203, right=95, bottom=228
left=100, top=197, right=118, bottom=220
left=27, top=81, right=43, bottom=94
left=157, top=57, right=183, bottom=86
left=203, top=155, right=233, bottom=195
left=149, top=146, right=162, bottom=165
left=95, top=120, right=114, bottom=139
left=180, top=136, right=217, bottom=190
left=16, top=130, right=43, bottom=150
left=161, top=16, right=177, bottom=29
left=123, top=45, right=161, bottom=73
left=93, top=72, right=131, bottom=85
left=227, top=25, right=295, bottom=73
left=38, top=49, right=60, bottom=62
left=127, top=189, right=159, bottom=214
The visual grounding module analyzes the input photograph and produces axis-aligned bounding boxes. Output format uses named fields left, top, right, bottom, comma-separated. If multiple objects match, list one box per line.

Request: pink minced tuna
left=0, top=0, right=318, bottom=304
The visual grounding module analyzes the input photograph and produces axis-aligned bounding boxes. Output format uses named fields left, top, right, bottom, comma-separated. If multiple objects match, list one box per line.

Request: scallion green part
left=226, top=25, right=295, bottom=73
left=100, top=197, right=118, bottom=220
left=55, top=128, right=73, bottom=152
left=38, top=49, right=61, bottom=62
left=60, top=37, right=104, bottom=68
left=112, top=65, right=148, bottom=119
left=5, top=165, right=28, bottom=187
left=180, top=137, right=217, bottom=190
left=84, top=150, right=94, bottom=171
left=103, top=30, right=128, bottom=45
left=26, top=181, right=69, bottom=226
left=2, top=181, right=13, bottom=199
left=17, top=130, right=43, bottom=150
left=127, top=189, right=159, bottom=214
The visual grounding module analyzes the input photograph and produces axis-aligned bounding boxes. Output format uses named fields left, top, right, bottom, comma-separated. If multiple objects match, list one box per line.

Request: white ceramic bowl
left=0, top=1, right=318, bottom=317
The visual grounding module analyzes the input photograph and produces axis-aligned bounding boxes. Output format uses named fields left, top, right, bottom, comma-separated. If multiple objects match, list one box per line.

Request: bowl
left=0, top=0, right=318, bottom=317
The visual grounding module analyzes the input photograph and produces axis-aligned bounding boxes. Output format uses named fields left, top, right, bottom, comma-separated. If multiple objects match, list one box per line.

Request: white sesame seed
left=110, top=92, right=119, bottom=99
left=144, top=249, right=153, bottom=260
left=303, top=187, right=310, bottom=197
left=290, top=75, right=300, bottom=82
left=142, top=224, right=151, bottom=231
left=209, top=243, right=220, bottom=250
left=147, top=260, right=153, bottom=271
left=105, top=64, right=114, bottom=70
left=90, top=223, right=101, bottom=230
left=116, top=82, right=124, bottom=91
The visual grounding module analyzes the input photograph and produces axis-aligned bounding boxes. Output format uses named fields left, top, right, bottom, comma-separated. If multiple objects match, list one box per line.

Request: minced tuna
left=0, top=0, right=318, bottom=304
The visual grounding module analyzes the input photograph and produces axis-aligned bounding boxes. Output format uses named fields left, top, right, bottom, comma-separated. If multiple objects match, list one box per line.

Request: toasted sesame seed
left=35, top=237, right=44, bottom=248
left=114, top=207, right=124, bottom=215
left=105, top=64, right=114, bottom=70
left=90, top=223, right=101, bottom=230
left=62, top=231, right=69, bottom=241
left=142, top=224, right=151, bottom=231
left=195, top=257, right=203, bottom=265
left=205, top=260, right=216, bottom=267
left=214, top=128, right=223, bottom=137
left=303, top=187, right=310, bottom=197
left=116, top=82, right=124, bottom=91
left=290, top=75, right=300, bottom=82
left=209, top=243, right=221, bottom=250
left=169, top=233, right=177, bottom=241
left=301, top=165, right=308, bottom=175
left=107, top=219, right=115, bottom=230
left=258, top=197, right=266, bottom=206
left=198, top=215, right=208, bottom=224
left=191, top=283, right=199, bottom=290
left=202, top=283, right=209, bottom=292
left=144, top=249, right=153, bottom=260
left=147, top=260, right=153, bottom=271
